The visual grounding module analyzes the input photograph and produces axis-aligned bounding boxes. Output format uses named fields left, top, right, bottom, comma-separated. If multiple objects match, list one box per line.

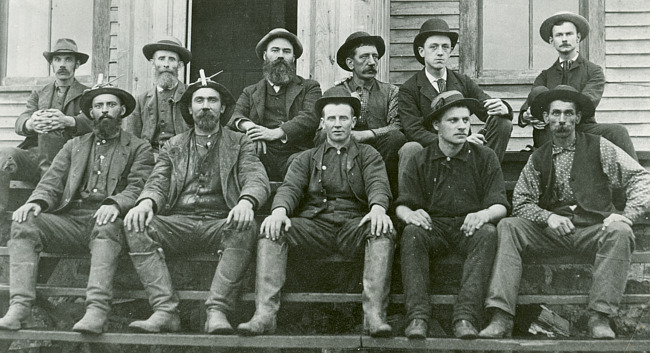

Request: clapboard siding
left=0, top=89, right=32, bottom=147
left=109, top=1, right=119, bottom=81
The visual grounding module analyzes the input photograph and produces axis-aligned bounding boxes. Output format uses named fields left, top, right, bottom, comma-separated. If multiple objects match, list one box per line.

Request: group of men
left=0, top=11, right=648, bottom=341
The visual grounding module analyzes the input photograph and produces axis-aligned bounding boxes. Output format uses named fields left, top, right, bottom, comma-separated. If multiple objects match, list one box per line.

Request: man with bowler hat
left=0, top=80, right=154, bottom=334
left=229, top=28, right=322, bottom=181
left=126, top=36, right=193, bottom=153
left=397, top=91, right=509, bottom=339
left=518, top=12, right=636, bottom=158
left=0, top=38, right=92, bottom=215
left=318, top=31, right=406, bottom=196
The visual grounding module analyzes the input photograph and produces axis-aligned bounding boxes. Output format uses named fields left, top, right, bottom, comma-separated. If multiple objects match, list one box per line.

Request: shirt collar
left=430, top=140, right=471, bottom=162
left=552, top=142, right=576, bottom=155
left=325, top=139, right=350, bottom=154
left=266, top=79, right=282, bottom=93
left=348, top=77, right=376, bottom=92
left=559, top=53, right=580, bottom=64
left=157, top=82, right=179, bottom=93
left=425, top=67, right=447, bottom=86
left=94, top=130, right=121, bottom=143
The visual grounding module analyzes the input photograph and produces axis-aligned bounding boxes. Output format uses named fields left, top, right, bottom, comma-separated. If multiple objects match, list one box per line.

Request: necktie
left=561, top=60, right=572, bottom=85
left=437, top=78, right=446, bottom=93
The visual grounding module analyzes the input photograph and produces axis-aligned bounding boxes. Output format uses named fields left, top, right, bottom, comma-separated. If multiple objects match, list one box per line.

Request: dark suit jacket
left=16, top=79, right=92, bottom=149
left=272, top=139, right=391, bottom=218
left=27, top=131, right=155, bottom=214
left=399, top=68, right=512, bottom=147
left=138, top=127, right=270, bottom=215
left=228, top=76, right=322, bottom=150
left=126, top=80, right=190, bottom=146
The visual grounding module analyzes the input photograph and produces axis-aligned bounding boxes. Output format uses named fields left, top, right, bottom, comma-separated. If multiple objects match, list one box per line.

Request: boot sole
left=206, top=327, right=235, bottom=335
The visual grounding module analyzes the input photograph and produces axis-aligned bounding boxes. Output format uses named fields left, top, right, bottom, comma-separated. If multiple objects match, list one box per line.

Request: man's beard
left=155, top=71, right=177, bottom=89
left=194, top=110, right=220, bottom=132
left=263, top=58, right=296, bottom=86
left=93, top=115, right=122, bottom=139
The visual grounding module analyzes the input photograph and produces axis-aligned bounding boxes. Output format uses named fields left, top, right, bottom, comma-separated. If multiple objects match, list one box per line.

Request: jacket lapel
left=417, top=69, right=437, bottom=103
left=284, top=77, right=303, bottom=115
left=64, top=80, right=86, bottom=108
left=219, top=129, right=240, bottom=195
left=145, top=89, right=158, bottom=127
left=39, top=83, right=55, bottom=110
left=252, top=79, right=266, bottom=122
left=106, top=133, right=130, bottom=195
left=69, top=134, right=94, bottom=192
left=172, top=82, right=187, bottom=132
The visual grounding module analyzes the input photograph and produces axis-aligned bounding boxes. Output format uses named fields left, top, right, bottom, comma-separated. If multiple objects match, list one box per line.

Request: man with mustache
left=480, top=85, right=650, bottom=339
left=123, top=74, right=269, bottom=334
left=126, top=37, right=192, bottom=153
left=0, top=82, right=154, bottom=334
left=318, top=32, right=406, bottom=196
left=397, top=91, right=509, bottom=339
left=229, top=28, right=322, bottom=181
left=518, top=12, right=636, bottom=158
left=0, top=38, right=92, bottom=215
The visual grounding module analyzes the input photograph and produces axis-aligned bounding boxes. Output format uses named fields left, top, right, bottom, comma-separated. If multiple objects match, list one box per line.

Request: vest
left=264, top=83, right=288, bottom=129
left=342, top=79, right=391, bottom=130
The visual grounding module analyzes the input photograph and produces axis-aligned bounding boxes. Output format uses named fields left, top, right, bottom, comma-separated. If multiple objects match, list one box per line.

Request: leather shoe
left=453, top=320, right=478, bottom=339
left=205, top=309, right=234, bottom=335
left=478, top=309, right=513, bottom=338
left=588, top=311, right=615, bottom=339
left=405, top=318, right=427, bottom=339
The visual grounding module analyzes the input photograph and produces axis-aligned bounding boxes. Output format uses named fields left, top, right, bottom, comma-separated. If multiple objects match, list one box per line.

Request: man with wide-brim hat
left=228, top=28, right=322, bottom=181
left=0, top=78, right=155, bottom=334
left=239, top=89, right=394, bottom=337
left=124, top=71, right=269, bottom=335
left=318, top=31, right=406, bottom=196
left=519, top=12, right=636, bottom=159
left=398, top=18, right=514, bottom=192
left=481, top=85, right=650, bottom=340
left=0, top=38, right=93, bottom=216
left=126, top=36, right=193, bottom=153
left=397, top=90, right=509, bottom=339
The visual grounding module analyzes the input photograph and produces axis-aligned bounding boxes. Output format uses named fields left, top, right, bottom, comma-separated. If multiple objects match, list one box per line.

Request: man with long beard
left=126, top=37, right=192, bottom=153
left=0, top=82, right=154, bottom=334
left=229, top=28, right=322, bottom=181
left=123, top=73, right=269, bottom=334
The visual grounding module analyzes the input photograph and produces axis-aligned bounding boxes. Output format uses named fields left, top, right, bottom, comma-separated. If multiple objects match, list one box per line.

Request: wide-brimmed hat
left=43, top=38, right=89, bottom=65
left=80, top=80, right=136, bottom=119
left=177, top=71, right=236, bottom=126
left=539, top=11, right=590, bottom=43
left=314, top=90, right=361, bottom=118
left=531, top=85, right=595, bottom=120
left=413, top=19, right=459, bottom=65
left=142, top=36, right=192, bottom=63
left=423, top=90, right=483, bottom=127
left=255, top=28, right=303, bottom=60
left=336, top=32, right=385, bottom=71
left=524, top=86, right=551, bottom=121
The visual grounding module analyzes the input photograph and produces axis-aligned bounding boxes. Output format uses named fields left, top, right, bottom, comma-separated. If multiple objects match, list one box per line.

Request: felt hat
left=255, top=28, right=303, bottom=60
left=177, top=70, right=236, bottom=126
left=80, top=77, right=136, bottom=119
left=142, top=36, right=192, bottom=63
left=43, top=38, right=89, bottom=65
left=531, top=85, right=595, bottom=120
left=413, top=18, right=459, bottom=65
left=423, top=90, right=483, bottom=127
left=336, top=31, right=385, bottom=71
left=539, top=11, right=590, bottom=43
left=314, top=89, right=362, bottom=118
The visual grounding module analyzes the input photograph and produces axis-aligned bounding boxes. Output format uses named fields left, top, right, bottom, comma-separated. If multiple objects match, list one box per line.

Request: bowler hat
left=178, top=73, right=236, bottom=126
left=255, top=28, right=303, bottom=60
left=80, top=83, right=136, bottom=119
left=539, top=11, right=590, bottom=43
left=336, top=32, right=385, bottom=71
left=413, top=19, right=459, bottom=65
left=43, top=38, right=89, bottom=65
left=531, top=85, right=595, bottom=120
left=314, top=90, right=362, bottom=118
left=143, top=36, right=192, bottom=63
left=423, top=90, right=483, bottom=127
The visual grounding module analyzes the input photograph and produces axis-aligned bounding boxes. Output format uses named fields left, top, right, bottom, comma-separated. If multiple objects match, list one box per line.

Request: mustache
left=362, top=68, right=377, bottom=74
left=57, top=68, right=69, bottom=74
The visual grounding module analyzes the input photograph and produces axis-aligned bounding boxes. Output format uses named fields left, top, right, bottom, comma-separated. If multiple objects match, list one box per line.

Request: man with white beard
left=126, top=37, right=193, bottom=153
left=229, top=28, right=322, bottom=181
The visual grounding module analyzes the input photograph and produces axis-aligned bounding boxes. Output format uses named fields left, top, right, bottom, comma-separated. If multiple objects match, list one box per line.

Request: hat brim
left=413, top=31, right=459, bottom=65
left=178, top=82, right=236, bottom=126
left=336, top=36, right=385, bottom=71
left=314, top=96, right=361, bottom=119
left=539, top=13, right=590, bottom=43
left=531, top=89, right=595, bottom=121
left=43, top=51, right=89, bottom=65
left=143, top=43, right=192, bottom=63
left=423, top=98, right=483, bottom=127
left=256, top=31, right=303, bottom=60
left=80, top=87, right=136, bottom=119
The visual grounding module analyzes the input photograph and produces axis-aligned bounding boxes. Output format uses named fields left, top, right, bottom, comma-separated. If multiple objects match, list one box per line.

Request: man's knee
left=93, top=220, right=126, bottom=247
left=401, top=224, right=428, bottom=248
left=488, top=116, right=514, bottom=137
left=222, top=222, right=259, bottom=251
left=602, top=221, right=635, bottom=251
left=398, top=141, right=423, bottom=163
left=10, top=214, right=44, bottom=250
left=380, top=130, right=407, bottom=152
left=0, top=148, right=21, bottom=175
left=124, top=227, right=158, bottom=253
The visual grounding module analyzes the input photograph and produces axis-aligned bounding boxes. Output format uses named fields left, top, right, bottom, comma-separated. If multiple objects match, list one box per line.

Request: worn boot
left=72, top=239, right=121, bottom=334
left=128, top=248, right=181, bottom=333
left=205, top=248, right=252, bottom=334
left=478, top=308, right=513, bottom=338
left=588, top=310, right=615, bottom=339
left=362, top=237, right=394, bottom=337
left=0, top=239, right=39, bottom=330
left=237, top=239, right=287, bottom=336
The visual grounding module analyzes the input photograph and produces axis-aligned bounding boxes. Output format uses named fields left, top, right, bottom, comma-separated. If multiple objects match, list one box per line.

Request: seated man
left=124, top=72, right=270, bottom=334
left=0, top=82, right=154, bottom=334
left=238, top=91, right=395, bottom=337
left=480, top=86, right=650, bottom=339
left=397, top=91, right=509, bottom=339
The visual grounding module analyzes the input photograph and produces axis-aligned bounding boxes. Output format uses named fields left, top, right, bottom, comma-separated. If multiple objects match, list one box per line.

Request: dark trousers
left=0, top=147, right=40, bottom=212
left=259, top=141, right=304, bottom=182
left=38, top=129, right=75, bottom=175
left=400, top=218, right=497, bottom=326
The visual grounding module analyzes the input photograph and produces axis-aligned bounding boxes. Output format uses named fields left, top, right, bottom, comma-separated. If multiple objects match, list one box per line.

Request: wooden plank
left=391, top=1, right=459, bottom=16
left=584, top=0, right=606, bottom=67
left=596, top=111, right=650, bottom=124
left=606, top=26, right=650, bottom=41
left=598, top=97, right=650, bottom=111
left=605, top=68, right=650, bottom=82
left=390, top=56, right=459, bottom=71
left=606, top=39, right=650, bottom=54
left=606, top=0, right=650, bottom=12
left=603, top=83, right=650, bottom=97
left=606, top=54, right=650, bottom=68
left=390, top=28, right=459, bottom=43
left=390, top=15, right=459, bottom=29
left=606, top=12, right=650, bottom=27
left=0, top=92, right=30, bottom=104
left=0, top=0, right=8, bottom=85
left=390, top=43, right=462, bottom=57
left=92, top=0, right=111, bottom=78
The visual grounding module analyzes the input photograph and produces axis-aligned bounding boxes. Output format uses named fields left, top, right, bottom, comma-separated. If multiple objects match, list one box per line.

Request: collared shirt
left=344, top=78, right=400, bottom=136
left=80, top=135, right=120, bottom=201
left=267, top=79, right=281, bottom=93
left=425, top=67, right=448, bottom=93
left=153, top=85, right=178, bottom=148
left=320, top=141, right=354, bottom=200
left=559, top=53, right=580, bottom=66
left=513, top=138, right=650, bottom=225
